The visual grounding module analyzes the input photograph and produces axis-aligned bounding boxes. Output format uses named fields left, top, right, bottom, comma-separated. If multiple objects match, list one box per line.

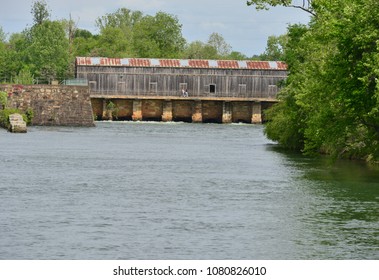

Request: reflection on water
left=275, top=152, right=379, bottom=259
left=0, top=122, right=378, bottom=259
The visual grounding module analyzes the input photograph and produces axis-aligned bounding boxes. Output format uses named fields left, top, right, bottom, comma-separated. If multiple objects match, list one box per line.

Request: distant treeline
left=0, top=0, right=285, bottom=84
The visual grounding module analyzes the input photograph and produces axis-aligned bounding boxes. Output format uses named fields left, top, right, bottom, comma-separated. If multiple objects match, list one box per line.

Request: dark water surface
left=0, top=122, right=378, bottom=259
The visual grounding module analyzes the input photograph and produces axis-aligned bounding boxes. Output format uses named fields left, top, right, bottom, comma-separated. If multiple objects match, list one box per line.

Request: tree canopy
left=259, top=0, right=379, bottom=162
left=1, top=2, right=258, bottom=83
left=31, top=0, right=51, bottom=25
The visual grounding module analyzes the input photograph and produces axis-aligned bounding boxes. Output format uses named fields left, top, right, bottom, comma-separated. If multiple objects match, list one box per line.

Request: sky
left=0, top=0, right=311, bottom=57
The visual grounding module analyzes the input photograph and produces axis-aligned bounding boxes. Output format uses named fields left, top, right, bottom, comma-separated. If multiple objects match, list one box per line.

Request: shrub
left=0, top=91, right=7, bottom=109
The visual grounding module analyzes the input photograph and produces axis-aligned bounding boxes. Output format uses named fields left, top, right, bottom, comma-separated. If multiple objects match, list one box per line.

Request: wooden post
left=251, top=102, right=262, bottom=124
left=222, top=101, right=232, bottom=124
left=192, top=100, right=203, bottom=123
left=132, top=99, right=143, bottom=121
left=162, top=100, right=173, bottom=122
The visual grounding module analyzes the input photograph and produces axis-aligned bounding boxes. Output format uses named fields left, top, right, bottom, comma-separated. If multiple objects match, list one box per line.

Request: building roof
left=76, top=57, right=287, bottom=70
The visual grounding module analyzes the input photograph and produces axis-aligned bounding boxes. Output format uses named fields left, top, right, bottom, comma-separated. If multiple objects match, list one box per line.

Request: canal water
left=0, top=122, right=378, bottom=259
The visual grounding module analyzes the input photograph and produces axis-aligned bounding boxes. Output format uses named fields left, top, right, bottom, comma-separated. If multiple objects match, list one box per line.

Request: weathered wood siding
left=76, top=66, right=287, bottom=99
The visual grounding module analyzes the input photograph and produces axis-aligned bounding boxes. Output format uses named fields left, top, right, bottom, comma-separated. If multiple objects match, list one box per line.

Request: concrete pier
left=162, top=100, right=173, bottom=122
left=222, top=102, right=232, bottom=124
left=192, top=101, right=203, bottom=123
left=132, top=100, right=143, bottom=121
left=91, top=96, right=275, bottom=124
left=251, top=102, right=262, bottom=124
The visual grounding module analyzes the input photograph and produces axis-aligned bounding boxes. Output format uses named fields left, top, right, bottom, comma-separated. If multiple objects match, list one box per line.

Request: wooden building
left=75, top=57, right=287, bottom=99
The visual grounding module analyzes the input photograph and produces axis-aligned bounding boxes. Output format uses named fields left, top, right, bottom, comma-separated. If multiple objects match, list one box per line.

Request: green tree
left=72, top=29, right=100, bottom=57
left=260, top=0, right=379, bottom=162
left=228, top=51, right=249, bottom=60
left=31, top=0, right=51, bottom=25
left=259, top=34, right=287, bottom=61
left=182, top=33, right=235, bottom=59
left=24, top=20, right=70, bottom=81
left=264, top=24, right=309, bottom=151
left=96, top=8, right=143, bottom=34
left=0, top=33, right=29, bottom=82
left=207, top=32, right=232, bottom=58
left=0, top=27, right=6, bottom=81
left=93, top=8, right=145, bottom=57
left=0, top=26, right=6, bottom=42
left=133, top=12, right=186, bottom=58
left=96, top=27, right=134, bottom=57
left=182, top=40, right=218, bottom=59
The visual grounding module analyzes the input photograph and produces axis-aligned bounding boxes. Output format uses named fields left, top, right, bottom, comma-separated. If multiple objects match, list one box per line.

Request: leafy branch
left=246, top=0, right=316, bottom=16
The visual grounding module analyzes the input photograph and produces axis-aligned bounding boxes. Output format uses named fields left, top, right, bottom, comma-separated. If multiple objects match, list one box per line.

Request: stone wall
left=0, top=84, right=94, bottom=126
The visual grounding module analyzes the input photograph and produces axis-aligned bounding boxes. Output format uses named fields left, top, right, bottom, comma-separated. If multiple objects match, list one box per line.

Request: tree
left=133, top=12, right=186, bottom=58
left=31, top=0, right=50, bottom=25
left=0, top=27, right=7, bottom=81
left=264, top=24, right=309, bottom=151
left=262, top=0, right=379, bottom=162
left=228, top=51, right=249, bottom=60
left=0, top=26, right=6, bottom=43
left=182, top=41, right=218, bottom=59
left=207, top=32, right=232, bottom=58
left=182, top=33, right=239, bottom=59
left=96, top=8, right=143, bottom=34
left=96, top=27, right=134, bottom=57
left=0, top=33, right=29, bottom=82
left=93, top=8, right=144, bottom=57
left=24, top=20, right=70, bottom=81
left=72, top=29, right=100, bottom=57
left=259, top=34, right=287, bottom=61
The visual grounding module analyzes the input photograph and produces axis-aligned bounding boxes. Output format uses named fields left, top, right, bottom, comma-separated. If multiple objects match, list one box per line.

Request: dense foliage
left=249, top=0, right=379, bottom=162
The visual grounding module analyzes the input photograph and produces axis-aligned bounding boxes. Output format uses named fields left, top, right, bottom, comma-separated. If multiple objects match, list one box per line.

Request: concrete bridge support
left=251, top=102, right=262, bottom=124
left=132, top=100, right=143, bottom=121
left=192, top=101, right=203, bottom=123
left=162, top=100, right=173, bottom=122
left=90, top=96, right=273, bottom=124
left=172, top=100, right=192, bottom=122
left=222, top=102, right=232, bottom=124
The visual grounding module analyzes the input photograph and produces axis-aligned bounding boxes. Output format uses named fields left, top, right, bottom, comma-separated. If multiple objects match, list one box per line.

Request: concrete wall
left=1, top=84, right=94, bottom=126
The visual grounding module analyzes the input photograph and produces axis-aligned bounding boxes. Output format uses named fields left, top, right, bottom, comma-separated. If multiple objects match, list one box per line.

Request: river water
left=0, top=122, right=378, bottom=260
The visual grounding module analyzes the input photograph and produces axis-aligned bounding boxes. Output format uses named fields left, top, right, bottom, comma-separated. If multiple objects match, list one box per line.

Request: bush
left=25, top=108, right=34, bottom=125
left=0, top=91, right=7, bottom=109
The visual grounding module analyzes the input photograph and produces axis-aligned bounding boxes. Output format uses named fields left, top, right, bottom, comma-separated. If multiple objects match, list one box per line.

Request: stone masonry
left=8, top=113, right=27, bottom=133
left=0, top=84, right=94, bottom=127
